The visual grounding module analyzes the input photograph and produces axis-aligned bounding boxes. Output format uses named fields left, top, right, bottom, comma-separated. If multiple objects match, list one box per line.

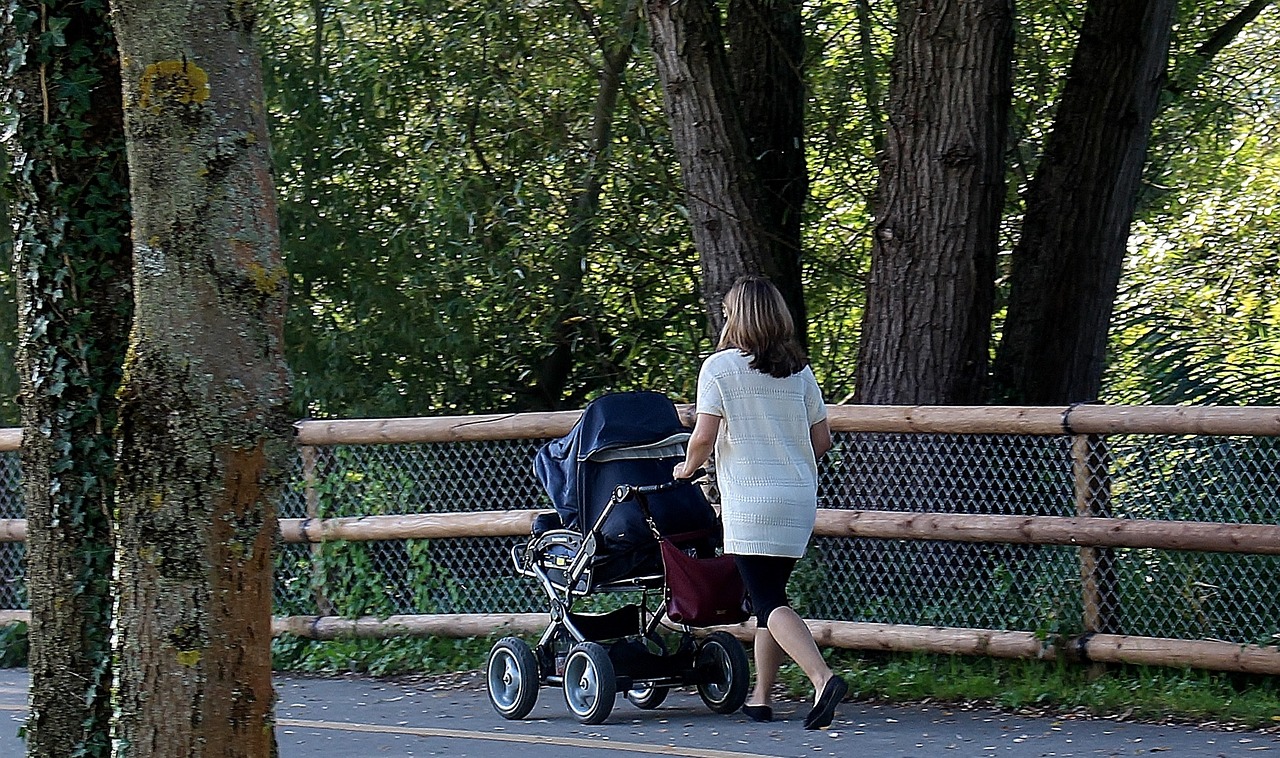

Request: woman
left=673, top=275, right=847, bottom=730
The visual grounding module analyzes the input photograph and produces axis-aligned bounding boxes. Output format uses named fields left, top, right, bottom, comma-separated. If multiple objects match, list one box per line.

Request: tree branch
left=1170, top=0, right=1276, bottom=94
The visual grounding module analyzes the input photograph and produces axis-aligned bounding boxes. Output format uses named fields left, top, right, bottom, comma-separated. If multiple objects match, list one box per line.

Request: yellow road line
left=5, top=704, right=761, bottom=757
left=277, top=717, right=767, bottom=758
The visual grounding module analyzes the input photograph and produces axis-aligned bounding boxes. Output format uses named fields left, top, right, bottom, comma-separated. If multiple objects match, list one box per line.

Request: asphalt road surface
left=3, top=667, right=1278, bottom=757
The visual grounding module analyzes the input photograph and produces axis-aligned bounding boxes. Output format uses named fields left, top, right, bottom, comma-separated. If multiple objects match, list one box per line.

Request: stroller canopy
left=534, top=391, right=719, bottom=581
left=535, top=391, right=691, bottom=527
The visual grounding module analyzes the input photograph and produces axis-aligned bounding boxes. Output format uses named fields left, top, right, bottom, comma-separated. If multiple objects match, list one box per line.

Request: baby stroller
left=486, top=391, right=751, bottom=725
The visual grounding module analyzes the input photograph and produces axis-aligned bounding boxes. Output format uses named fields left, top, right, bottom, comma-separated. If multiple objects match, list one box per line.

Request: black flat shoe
left=741, top=703, right=773, bottom=722
left=803, top=676, right=848, bottom=730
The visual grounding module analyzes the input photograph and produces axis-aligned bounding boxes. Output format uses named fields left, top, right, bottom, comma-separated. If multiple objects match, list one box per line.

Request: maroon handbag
left=660, top=539, right=751, bottom=627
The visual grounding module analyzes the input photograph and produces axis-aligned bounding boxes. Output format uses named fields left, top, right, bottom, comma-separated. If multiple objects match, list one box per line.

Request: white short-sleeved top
left=695, top=349, right=827, bottom=558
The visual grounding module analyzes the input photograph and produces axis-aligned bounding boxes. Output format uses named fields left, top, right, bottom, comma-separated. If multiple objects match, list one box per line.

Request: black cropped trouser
left=732, top=554, right=798, bottom=629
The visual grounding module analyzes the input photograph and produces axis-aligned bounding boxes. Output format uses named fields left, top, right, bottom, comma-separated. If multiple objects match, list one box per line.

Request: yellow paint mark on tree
left=139, top=60, right=210, bottom=111
left=176, top=649, right=202, bottom=667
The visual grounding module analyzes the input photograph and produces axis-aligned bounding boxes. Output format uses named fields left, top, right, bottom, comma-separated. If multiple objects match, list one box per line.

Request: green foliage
left=1106, top=3, right=1280, bottom=405
left=0, top=621, right=27, bottom=667
left=0, top=0, right=1271, bottom=423
left=260, top=0, right=707, bottom=418
left=272, top=633, right=498, bottom=676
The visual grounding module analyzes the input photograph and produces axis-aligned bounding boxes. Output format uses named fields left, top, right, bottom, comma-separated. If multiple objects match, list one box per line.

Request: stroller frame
left=488, top=480, right=750, bottom=725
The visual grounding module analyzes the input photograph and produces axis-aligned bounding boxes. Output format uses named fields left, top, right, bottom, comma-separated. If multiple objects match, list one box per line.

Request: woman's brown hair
left=717, top=275, right=807, bottom=378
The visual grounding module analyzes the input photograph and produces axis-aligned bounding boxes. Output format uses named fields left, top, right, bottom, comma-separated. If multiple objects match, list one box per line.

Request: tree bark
left=991, top=0, right=1176, bottom=404
left=725, top=0, right=809, bottom=348
left=855, top=0, right=1012, bottom=404
left=2, top=3, right=132, bottom=756
left=109, top=1, right=290, bottom=756
left=645, top=0, right=796, bottom=338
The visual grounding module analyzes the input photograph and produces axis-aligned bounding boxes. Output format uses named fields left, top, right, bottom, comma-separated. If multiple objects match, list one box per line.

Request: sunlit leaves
left=255, top=0, right=1280, bottom=415
left=1108, top=3, right=1280, bottom=405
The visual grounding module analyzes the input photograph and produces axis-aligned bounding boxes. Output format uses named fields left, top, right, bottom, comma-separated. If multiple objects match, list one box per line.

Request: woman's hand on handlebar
left=673, top=462, right=706, bottom=482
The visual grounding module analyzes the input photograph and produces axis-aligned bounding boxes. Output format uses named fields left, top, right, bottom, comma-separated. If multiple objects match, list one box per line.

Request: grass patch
left=271, top=634, right=497, bottom=677
left=776, top=650, right=1280, bottom=730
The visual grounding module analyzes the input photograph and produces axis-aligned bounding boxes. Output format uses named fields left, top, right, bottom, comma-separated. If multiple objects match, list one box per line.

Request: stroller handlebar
left=615, top=469, right=707, bottom=500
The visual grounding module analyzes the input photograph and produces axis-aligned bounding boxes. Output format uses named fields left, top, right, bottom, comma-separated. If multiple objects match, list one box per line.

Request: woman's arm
left=810, top=417, right=832, bottom=459
left=673, top=413, right=721, bottom=479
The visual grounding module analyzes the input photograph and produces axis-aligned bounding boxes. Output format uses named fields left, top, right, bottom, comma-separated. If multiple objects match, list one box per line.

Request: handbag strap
left=632, top=490, right=664, bottom=541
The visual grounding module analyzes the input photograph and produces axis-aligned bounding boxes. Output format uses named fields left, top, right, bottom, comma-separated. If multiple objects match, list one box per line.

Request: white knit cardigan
left=695, top=349, right=827, bottom=558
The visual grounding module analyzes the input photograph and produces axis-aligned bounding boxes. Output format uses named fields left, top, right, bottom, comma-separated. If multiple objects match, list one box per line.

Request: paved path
left=3, top=668, right=1277, bottom=756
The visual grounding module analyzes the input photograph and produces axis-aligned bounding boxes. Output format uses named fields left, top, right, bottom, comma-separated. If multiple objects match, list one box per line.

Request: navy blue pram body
left=487, top=391, right=750, bottom=726
left=533, top=391, right=719, bottom=585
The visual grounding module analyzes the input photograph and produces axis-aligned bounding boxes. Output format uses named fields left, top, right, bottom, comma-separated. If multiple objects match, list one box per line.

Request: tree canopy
left=3, top=0, right=1277, bottom=424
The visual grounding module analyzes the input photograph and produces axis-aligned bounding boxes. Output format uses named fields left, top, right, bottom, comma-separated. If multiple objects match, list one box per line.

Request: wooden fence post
left=300, top=445, right=335, bottom=617
left=1074, top=433, right=1116, bottom=637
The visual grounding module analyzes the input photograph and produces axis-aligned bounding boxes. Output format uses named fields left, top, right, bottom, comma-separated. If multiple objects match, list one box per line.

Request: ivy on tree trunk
left=2, top=2, right=132, bottom=755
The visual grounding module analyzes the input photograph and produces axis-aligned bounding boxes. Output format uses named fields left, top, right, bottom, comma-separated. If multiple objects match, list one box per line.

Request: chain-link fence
left=0, top=454, right=24, bottom=613
left=5, top=426, right=1280, bottom=650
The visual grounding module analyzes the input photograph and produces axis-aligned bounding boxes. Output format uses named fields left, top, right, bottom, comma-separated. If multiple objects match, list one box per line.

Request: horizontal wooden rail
left=278, top=510, right=1280, bottom=555
left=8, top=509, right=1280, bottom=553
left=272, top=612, right=548, bottom=640
left=1066, top=405, right=1280, bottom=436
left=287, top=404, right=1280, bottom=446
left=814, top=510, right=1280, bottom=555
left=293, top=410, right=584, bottom=446
left=0, top=519, right=24, bottom=542
left=824, top=404, right=1280, bottom=436
left=1, top=405, right=1277, bottom=452
left=267, top=614, right=1280, bottom=676
left=3, top=608, right=1274, bottom=675
left=277, top=511, right=538, bottom=542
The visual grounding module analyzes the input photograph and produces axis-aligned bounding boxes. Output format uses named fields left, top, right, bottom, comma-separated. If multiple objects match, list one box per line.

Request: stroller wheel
left=625, top=683, right=670, bottom=710
left=695, top=631, right=749, bottom=714
left=487, top=637, right=540, bottom=720
left=562, top=642, right=617, bottom=725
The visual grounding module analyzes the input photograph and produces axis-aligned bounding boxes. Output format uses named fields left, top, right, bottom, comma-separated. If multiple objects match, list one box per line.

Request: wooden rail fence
left=4, top=404, right=1280, bottom=674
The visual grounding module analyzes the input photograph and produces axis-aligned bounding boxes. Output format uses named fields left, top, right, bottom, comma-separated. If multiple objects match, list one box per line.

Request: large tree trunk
left=645, top=0, right=800, bottom=338
left=854, top=0, right=1012, bottom=405
left=991, top=0, right=1176, bottom=404
left=109, top=2, right=290, bottom=756
left=2, top=3, right=132, bottom=756
left=725, top=0, right=808, bottom=348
